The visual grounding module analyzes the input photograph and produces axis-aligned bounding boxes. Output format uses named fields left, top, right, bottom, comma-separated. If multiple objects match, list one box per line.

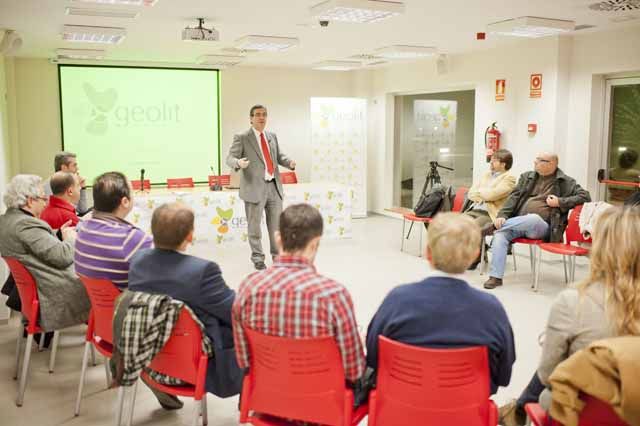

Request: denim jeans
left=490, top=214, right=549, bottom=278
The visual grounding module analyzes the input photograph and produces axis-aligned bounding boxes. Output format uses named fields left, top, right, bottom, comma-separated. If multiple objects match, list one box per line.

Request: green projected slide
left=59, top=65, right=220, bottom=185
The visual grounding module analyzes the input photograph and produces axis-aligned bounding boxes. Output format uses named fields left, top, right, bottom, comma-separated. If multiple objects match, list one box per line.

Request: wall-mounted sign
left=530, top=74, right=542, bottom=98
left=495, top=79, right=506, bottom=101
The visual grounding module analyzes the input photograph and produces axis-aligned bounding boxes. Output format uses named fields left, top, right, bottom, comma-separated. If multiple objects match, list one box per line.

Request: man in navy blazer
left=129, top=202, right=242, bottom=402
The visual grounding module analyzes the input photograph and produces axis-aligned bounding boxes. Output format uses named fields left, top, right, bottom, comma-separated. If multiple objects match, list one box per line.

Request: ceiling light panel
left=487, top=16, right=575, bottom=38
left=62, top=25, right=126, bottom=44
left=374, top=45, right=437, bottom=59
left=310, top=0, right=404, bottom=23
left=70, top=0, right=158, bottom=5
left=235, top=35, right=299, bottom=52
left=65, top=7, right=140, bottom=19
left=312, top=60, right=361, bottom=71
left=197, top=54, right=245, bottom=67
left=56, top=48, right=106, bottom=59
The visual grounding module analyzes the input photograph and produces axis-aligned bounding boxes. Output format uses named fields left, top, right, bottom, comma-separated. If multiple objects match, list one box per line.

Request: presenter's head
left=151, top=202, right=194, bottom=252
left=92, top=171, right=134, bottom=219
left=50, top=171, right=81, bottom=206
left=250, top=105, right=268, bottom=133
left=426, top=212, right=481, bottom=273
left=275, top=204, right=323, bottom=264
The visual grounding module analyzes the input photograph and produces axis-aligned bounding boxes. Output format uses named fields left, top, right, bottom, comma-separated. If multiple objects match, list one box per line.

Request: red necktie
left=260, top=133, right=275, bottom=176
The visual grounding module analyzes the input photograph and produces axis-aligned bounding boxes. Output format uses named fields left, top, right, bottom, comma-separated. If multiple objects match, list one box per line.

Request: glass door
left=601, top=78, right=640, bottom=204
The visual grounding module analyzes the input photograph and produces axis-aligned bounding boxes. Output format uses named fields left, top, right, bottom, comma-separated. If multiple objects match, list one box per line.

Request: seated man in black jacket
left=129, top=202, right=242, bottom=407
left=483, top=152, right=591, bottom=289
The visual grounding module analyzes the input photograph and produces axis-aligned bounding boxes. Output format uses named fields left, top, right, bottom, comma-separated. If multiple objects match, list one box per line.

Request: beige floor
left=0, top=214, right=588, bottom=425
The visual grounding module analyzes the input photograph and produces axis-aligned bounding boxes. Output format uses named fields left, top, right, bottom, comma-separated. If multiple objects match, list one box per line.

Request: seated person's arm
left=477, top=174, right=517, bottom=202
left=558, top=183, right=591, bottom=212
left=497, top=174, right=528, bottom=219
left=199, top=262, right=235, bottom=327
left=18, top=221, right=74, bottom=269
left=494, top=302, right=517, bottom=389
left=231, top=297, right=250, bottom=370
left=331, top=290, right=366, bottom=385
left=536, top=292, right=574, bottom=385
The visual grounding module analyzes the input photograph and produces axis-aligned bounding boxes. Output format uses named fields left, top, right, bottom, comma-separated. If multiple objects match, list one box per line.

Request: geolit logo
left=82, top=82, right=181, bottom=135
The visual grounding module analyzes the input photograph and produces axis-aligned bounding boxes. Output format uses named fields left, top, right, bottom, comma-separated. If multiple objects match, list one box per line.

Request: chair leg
left=571, top=257, right=577, bottom=283
left=480, top=240, right=486, bottom=275
left=192, top=398, right=200, bottom=426
left=104, top=356, right=112, bottom=387
left=48, top=331, right=61, bottom=373
left=512, top=246, right=517, bottom=271
left=16, top=333, right=34, bottom=406
left=562, top=255, right=568, bottom=284
left=418, top=223, right=423, bottom=257
left=14, top=324, right=23, bottom=380
left=90, top=344, right=97, bottom=366
left=400, top=218, right=405, bottom=252
left=201, top=395, right=208, bottom=426
left=115, top=386, right=125, bottom=426
left=38, top=333, right=45, bottom=352
left=530, top=246, right=538, bottom=288
left=126, top=381, right=138, bottom=426
left=74, top=341, right=92, bottom=416
left=534, top=249, right=543, bottom=292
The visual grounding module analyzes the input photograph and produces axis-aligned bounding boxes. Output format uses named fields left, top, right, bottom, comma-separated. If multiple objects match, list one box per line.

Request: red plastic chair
left=525, top=394, right=628, bottom=426
left=239, top=327, right=368, bottom=426
left=401, top=187, right=468, bottom=256
left=74, top=276, right=121, bottom=416
left=131, top=179, right=151, bottom=191
left=3, top=257, right=62, bottom=406
left=122, top=308, right=209, bottom=426
left=534, top=205, right=590, bottom=291
left=368, top=336, right=498, bottom=426
left=167, top=177, right=195, bottom=189
left=280, top=171, right=298, bottom=184
left=208, top=174, right=231, bottom=187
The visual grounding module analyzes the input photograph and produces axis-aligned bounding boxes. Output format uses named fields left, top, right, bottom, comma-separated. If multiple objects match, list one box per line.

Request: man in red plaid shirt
left=232, top=204, right=365, bottom=384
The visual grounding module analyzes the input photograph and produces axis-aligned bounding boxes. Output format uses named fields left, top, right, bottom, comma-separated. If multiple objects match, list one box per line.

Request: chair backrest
left=166, top=177, right=194, bottom=188
left=3, top=257, right=40, bottom=333
left=208, top=174, right=231, bottom=187
left=452, top=186, right=469, bottom=212
left=372, top=336, right=496, bottom=426
left=147, top=309, right=205, bottom=386
left=280, top=171, right=298, bottom=184
left=576, top=395, right=628, bottom=426
left=565, top=205, right=591, bottom=245
left=243, top=327, right=350, bottom=425
left=78, top=275, right=121, bottom=345
left=131, top=179, right=151, bottom=190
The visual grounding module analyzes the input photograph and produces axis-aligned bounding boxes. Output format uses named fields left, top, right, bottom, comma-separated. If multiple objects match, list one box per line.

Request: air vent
left=574, top=24, right=597, bottom=30
left=589, top=0, right=640, bottom=11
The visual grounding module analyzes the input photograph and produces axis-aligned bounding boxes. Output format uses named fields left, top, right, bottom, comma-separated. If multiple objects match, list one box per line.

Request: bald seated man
left=483, top=152, right=590, bottom=289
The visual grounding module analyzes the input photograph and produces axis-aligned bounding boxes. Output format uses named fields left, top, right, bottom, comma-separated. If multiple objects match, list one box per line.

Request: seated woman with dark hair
left=0, top=174, right=90, bottom=332
left=500, top=206, right=640, bottom=425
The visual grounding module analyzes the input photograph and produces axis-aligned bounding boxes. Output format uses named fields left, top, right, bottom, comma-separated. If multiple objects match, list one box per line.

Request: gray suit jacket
left=0, top=208, right=90, bottom=330
left=226, top=128, right=293, bottom=203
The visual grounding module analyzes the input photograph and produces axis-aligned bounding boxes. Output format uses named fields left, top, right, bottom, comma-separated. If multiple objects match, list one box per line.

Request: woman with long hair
left=500, top=206, right=640, bottom=426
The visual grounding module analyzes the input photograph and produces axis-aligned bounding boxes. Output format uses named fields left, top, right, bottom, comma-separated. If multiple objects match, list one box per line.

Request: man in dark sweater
left=483, top=152, right=590, bottom=289
left=366, top=212, right=516, bottom=395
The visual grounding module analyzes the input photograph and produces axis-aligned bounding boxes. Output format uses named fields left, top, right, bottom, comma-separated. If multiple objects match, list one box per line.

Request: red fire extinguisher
left=485, top=122, right=501, bottom=163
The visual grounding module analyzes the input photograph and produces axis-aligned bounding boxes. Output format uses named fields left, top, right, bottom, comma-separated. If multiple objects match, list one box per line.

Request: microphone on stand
left=210, top=166, right=222, bottom=191
left=140, top=168, right=145, bottom=192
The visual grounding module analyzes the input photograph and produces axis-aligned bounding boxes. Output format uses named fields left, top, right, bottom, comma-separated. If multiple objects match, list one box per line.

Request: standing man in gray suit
left=226, top=105, right=296, bottom=270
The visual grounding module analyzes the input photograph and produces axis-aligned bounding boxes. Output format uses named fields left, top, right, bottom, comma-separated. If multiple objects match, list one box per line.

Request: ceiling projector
left=182, top=18, right=219, bottom=42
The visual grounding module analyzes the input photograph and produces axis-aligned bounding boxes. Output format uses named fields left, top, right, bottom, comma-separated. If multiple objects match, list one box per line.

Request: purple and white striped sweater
left=75, top=213, right=152, bottom=289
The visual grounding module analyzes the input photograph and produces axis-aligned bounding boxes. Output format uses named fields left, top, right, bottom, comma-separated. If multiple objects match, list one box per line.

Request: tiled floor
left=0, top=214, right=588, bottom=425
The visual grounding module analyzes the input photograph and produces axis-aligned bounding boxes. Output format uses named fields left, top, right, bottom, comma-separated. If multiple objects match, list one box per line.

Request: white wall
left=366, top=27, right=640, bottom=214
